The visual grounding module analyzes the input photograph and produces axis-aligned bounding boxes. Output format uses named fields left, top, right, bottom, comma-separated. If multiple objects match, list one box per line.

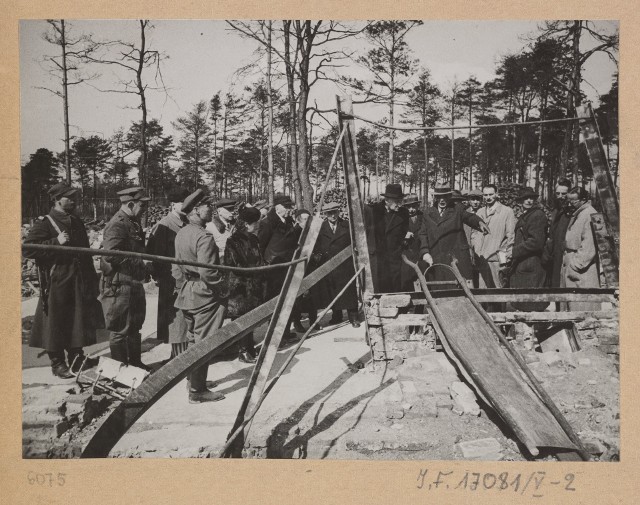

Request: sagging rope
left=347, top=113, right=591, bottom=132
left=22, top=243, right=308, bottom=274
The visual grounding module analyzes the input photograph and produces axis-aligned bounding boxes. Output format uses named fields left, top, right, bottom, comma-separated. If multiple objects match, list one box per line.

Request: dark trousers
left=182, top=302, right=226, bottom=392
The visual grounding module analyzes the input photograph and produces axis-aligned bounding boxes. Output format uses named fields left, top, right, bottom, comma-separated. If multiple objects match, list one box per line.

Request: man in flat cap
left=172, top=189, right=226, bottom=402
left=315, top=202, right=360, bottom=327
left=258, top=193, right=298, bottom=339
left=145, top=187, right=190, bottom=359
left=368, top=184, right=410, bottom=293
left=100, top=186, right=151, bottom=370
left=24, top=182, right=104, bottom=379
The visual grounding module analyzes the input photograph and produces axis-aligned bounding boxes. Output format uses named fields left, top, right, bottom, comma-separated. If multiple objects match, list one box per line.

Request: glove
left=57, top=231, right=70, bottom=245
left=422, top=253, right=433, bottom=265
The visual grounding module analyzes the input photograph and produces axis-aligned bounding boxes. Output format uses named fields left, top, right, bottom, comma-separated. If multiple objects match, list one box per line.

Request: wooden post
left=336, top=96, right=374, bottom=293
left=576, top=104, right=620, bottom=258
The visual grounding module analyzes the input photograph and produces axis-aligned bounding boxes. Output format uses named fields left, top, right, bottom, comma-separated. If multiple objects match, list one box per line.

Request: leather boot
left=127, top=336, right=151, bottom=372
left=109, top=341, right=129, bottom=365
left=48, top=352, right=73, bottom=379
left=238, top=336, right=257, bottom=364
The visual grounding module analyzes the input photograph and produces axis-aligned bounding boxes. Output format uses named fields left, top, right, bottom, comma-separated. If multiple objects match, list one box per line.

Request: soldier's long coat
left=24, top=208, right=104, bottom=352
left=314, top=218, right=358, bottom=310
left=145, top=211, right=187, bottom=344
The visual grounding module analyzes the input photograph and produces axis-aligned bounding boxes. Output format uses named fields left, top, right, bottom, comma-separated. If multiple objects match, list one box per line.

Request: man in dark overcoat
left=542, top=178, right=572, bottom=288
left=24, top=183, right=104, bottom=378
left=369, top=184, right=410, bottom=293
left=399, top=193, right=424, bottom=292
left=419, top=183, right=489, bottom=284
left=315, top=202, right=360, bottom=327
left=100, top=187, right=151, bottom=370
left=508, top=187, right=549, bottom=311
left=258, top=193, right=298, bottom=339
left=145, top=187, right=190, bottom=358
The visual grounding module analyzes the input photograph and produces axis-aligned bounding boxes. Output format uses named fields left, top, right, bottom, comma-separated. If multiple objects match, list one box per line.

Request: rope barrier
left=22, top=243, right=308, bottom=274
left=348, top=113, right=591, bottom=132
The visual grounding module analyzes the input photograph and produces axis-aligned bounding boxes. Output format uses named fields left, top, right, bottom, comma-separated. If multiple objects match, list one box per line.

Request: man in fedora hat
left=400, top=193, right=424, bottom=291
left=258, top=193, right=299, bottom=339
left=314, top=201, right=360, bottom=326
left=470, top=184, right=516, bottom=291
left=100, top=186, right=152, bottom=370
left=24, top=182, right=104, bottom=379
left=172, top=189, right=227, bottom=403
left=369, top=183, right=410, bottom=293
left=542, top=178, right=572, bottom=290
left=145, top=186, right=190, bottom=359
left=419, top=183, right=490, bottom=284
left=508, top=187, right=549, bottom=311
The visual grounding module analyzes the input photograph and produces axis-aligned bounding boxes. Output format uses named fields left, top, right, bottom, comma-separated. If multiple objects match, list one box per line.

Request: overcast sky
left=20, top=20, right=618, bottom=163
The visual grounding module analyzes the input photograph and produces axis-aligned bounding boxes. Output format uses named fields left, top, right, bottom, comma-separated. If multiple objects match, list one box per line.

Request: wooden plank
left=577, top=103, right=620, bottom=239
left=367, top=313, right=429, bottom=327
left=225, top=216, right=324, bottom=456
left=337, top=95, right=373, bottom=293
left=591, top=213, right=619, bottom=288
left=489, top=310, right=618, bottom=323
left=405, top=255, right=588, bottom=459
left=80, top=246, right=352, bottom=458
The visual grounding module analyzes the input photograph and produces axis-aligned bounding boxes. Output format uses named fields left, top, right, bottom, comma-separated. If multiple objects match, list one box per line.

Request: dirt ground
left=21, top=308, right=619, bottom=461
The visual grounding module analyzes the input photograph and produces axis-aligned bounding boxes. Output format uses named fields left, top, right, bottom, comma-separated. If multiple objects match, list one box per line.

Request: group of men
left=24, top=178, right=602, bottom=401
left=372, top=180, right=602, bottom=315
left=24, top=183, right=361, bottom=404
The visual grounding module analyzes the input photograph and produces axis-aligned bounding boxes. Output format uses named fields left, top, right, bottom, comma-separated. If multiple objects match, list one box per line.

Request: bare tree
left=227, top=20, right=365, bottom=209
left=83, top=20, right=168, bottom=188
left=38, top=20, right=98, bottom=184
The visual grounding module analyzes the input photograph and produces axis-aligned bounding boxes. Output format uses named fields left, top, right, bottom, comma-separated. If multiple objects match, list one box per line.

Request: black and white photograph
left=19, top=19, right=620, bottom=463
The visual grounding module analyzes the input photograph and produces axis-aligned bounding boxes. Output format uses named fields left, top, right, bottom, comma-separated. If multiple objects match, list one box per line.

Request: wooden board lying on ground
left=80, top=246, right=352, bottom=458
left=433, top=294, right=578, bottom=453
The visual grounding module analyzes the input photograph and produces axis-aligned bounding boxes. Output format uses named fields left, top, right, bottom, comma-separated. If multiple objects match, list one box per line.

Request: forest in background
left=21, top=20, right=618, bottom=220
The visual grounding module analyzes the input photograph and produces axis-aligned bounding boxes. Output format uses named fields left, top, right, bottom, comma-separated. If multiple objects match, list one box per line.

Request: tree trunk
left=468, top=95, right=473, bottom=189
left=136, top=20, right=149, bottom=189
left=283, top=21, right=302, bottom=206
left=60, top=20, right=72, bottom=185
left=220, top=107, right=228, bottom=195
left=266, top=20, right=275, bottom=206
left=423, top=132, right=429, bottom=206
left=450, top=94, right=455, bottom=185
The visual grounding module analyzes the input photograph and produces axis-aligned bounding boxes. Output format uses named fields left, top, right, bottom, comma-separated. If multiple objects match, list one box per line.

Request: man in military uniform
left=100, top=187, right=151, bottom=370
left=145, top=187, right=190, bottom=359
left=24, top=183, right=104, bottom=379
left=172, top=189, right=226, bottom=403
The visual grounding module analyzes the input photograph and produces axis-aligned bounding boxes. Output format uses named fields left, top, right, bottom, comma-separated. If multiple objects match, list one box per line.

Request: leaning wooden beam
left=337, top=95, right=373, bottom=293
left=223, top=216, right=325, bottom=457
left=80, top=246, right=352, bottom=458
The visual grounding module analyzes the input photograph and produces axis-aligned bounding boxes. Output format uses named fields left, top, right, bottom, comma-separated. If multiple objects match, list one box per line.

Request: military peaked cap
left=117, top=186, right=151, bottom=203
left=48, top=182, right=78, bottom=199
left=182, top=188, right=211, bottom=214
left=214, top=198, right=237, bottom=209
